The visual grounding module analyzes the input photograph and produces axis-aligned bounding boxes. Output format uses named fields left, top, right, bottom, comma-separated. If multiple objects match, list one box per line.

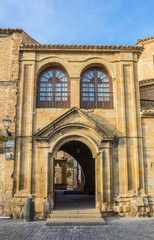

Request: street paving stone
left=0, top=217, right=154, bottom=240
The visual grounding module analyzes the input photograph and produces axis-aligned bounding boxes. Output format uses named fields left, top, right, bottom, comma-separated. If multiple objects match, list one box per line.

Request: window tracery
left=36, top=67, right=70, bottom=108
left=80, top=68, right=113, bottom=109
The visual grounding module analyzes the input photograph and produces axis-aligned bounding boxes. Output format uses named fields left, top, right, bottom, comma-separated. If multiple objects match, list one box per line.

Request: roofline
left=0, top=28, right=23, bottom=34
left=137, top=36, right=154, bottom=44
left=20, top=43, right=143, bottom=54
left=0, top=28, right=39, bottom=44
left=21, top=30, right=39, bottom=44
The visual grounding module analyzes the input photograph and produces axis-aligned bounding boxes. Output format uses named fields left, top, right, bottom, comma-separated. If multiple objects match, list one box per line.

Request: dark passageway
left=54, top=140, right=95, bottom=210
left=59, top=140, right=95, bottom=194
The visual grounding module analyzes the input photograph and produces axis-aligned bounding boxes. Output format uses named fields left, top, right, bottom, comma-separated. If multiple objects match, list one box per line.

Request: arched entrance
left=60, top=141, right=95, bottom=195
left=53, top=141, right=95, bottom=210
left=48, top=136, right=99, bottom=211
left=34, top=107, right=115, bottom=214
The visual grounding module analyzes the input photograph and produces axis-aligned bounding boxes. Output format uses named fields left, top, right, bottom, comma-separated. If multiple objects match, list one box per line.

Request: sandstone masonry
left=0, top=29, right=154, bottom=218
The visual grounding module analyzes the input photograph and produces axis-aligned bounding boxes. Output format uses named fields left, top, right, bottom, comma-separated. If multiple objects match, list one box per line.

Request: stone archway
left=60, top=140, right=95, bottom=194
left=48, top=135, right=99, bottom=210
left=34, top=107, right=115, bottom=213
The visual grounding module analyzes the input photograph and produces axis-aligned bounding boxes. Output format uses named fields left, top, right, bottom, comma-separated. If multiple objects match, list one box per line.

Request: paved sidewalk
left=0, top=217, right=154, bottom=240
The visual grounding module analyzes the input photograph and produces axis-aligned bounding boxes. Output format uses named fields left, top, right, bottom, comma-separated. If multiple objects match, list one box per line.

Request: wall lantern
left=2, top=116, right=12, bottom=136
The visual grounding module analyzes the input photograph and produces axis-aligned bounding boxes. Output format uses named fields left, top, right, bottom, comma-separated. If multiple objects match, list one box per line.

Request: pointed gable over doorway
left=34, top=107, right=115, bottom=141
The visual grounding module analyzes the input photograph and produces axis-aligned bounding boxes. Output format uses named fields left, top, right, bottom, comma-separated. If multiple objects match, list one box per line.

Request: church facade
left=0, top=28, right=154, bottom=218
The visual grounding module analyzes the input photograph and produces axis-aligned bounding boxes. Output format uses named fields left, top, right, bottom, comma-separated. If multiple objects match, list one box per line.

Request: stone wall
left=0, top=153, right=14, bottom=216
left=0, top=34, right=18, bottom=135
left=0, top=30, right=154, bottom=218
left=0, top=154, right=5, bottom=215
left=0, top=29, right=38, bottom=135
left=13, top=44, right=148, bottom=218
left=137, top=37, right=154, bottom=82
left=0, top=29, right=38, bottom=217
left=142, top=116, right=154, bottom=216
left=0, top=31, right=20, bottom=216
left=142, top=117, right=154, bottom=196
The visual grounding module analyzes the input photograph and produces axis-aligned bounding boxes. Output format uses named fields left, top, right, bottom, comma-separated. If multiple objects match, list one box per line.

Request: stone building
left=0, top=28, right=154, bottom=218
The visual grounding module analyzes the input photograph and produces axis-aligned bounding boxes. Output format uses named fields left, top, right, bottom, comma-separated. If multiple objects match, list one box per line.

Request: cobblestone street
left=0, top=217, right=154, bottom=240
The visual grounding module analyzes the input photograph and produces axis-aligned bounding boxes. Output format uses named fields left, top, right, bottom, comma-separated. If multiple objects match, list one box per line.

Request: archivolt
left=35, top=56, right=70, bottom=78
left=49, top=133, right=99, bottom=159
left=79, top=57, right=115, bottom=80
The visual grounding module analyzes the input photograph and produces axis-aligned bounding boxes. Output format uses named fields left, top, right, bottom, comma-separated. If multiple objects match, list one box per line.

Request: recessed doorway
left=53, top=140, right=96, bottom=210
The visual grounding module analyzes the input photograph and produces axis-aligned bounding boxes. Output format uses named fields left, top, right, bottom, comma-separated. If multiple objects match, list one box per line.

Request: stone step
left=46, top=218, right=106, bottom=226
left=0, top=216, right=11, bottom=219
left=51, top=209, right=100, bottom=214
left=49, top=213, right=102, bottom=219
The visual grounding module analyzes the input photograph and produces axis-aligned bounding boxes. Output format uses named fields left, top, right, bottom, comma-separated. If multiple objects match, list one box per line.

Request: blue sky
left=0, top=0, right=153, bottom=45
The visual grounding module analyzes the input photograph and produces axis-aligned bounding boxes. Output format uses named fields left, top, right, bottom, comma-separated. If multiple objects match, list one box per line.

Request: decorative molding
left=0, top=81, right=17, bottom=86
left=141, top=111, right=154, bottom=117
left=20, top=43, right=143, bottom=53
left=137, top=36, right=154, bottom=44
left=34, top=107, right=115, bottom=140
left=139, top=78, right=154, bottom=86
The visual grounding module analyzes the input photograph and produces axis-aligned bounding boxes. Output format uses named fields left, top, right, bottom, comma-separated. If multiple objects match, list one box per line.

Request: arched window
left=36, top=67, right=70, bottom=108
left=80, top=68, right=113, bottom=109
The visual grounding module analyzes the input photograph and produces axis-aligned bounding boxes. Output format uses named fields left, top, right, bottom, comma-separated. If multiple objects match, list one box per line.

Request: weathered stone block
left=131, top=205, right=138, bottom=213
left=123, top=205, right=130, bottom=212
left=114, top=206, right=122, bottom=213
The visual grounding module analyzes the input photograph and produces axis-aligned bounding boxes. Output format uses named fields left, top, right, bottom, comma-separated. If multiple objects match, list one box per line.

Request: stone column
left=48, top=154, right=55, bottom=210
left=95, top=152, right=100, bottom=209
left=123, top=62, right=140, bottom=191
left=15, top=60, right=36, bottom=195
left=133, top=61, right=145, bottom=191
left=106, top=146, right=112, bottom=203
left=115, top=60, right=128, bottom=195
left=101, top=143, right=113, bottom=203
left=73, top=159, right=78, bottom=188
left=98, top=143, right=113, bottom=210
